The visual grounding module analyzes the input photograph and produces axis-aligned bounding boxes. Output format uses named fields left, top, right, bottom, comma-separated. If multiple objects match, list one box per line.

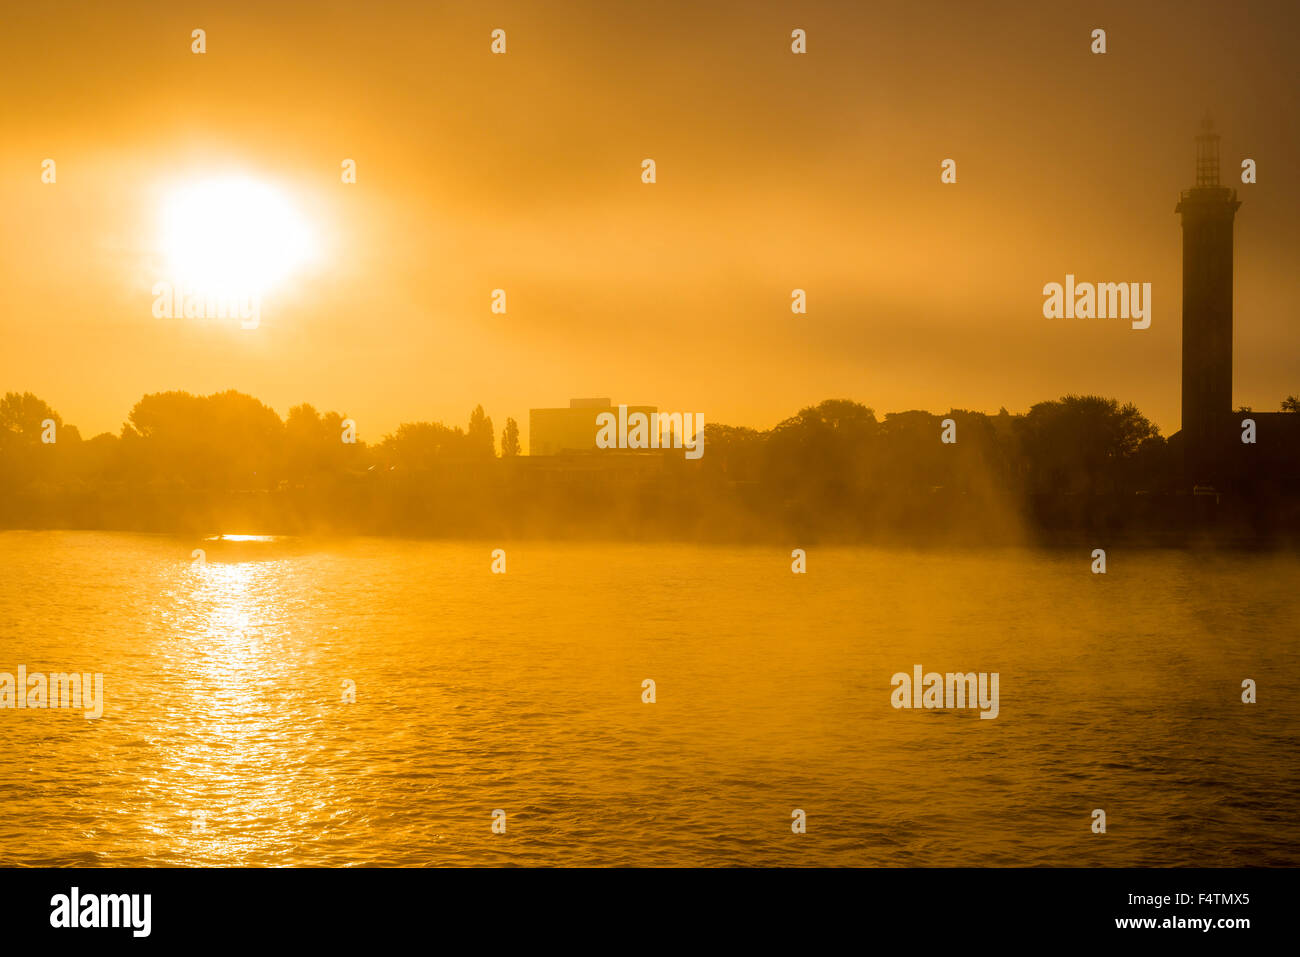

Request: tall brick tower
left=1175, top=114, right=1240, bottom=485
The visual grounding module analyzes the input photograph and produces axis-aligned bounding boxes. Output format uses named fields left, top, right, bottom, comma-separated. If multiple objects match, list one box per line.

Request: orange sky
left=2, top=0, right=1297, bottom=446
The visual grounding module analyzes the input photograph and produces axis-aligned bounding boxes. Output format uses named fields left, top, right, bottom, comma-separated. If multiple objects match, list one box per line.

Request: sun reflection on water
left=165, top=554, right=329, bottom=864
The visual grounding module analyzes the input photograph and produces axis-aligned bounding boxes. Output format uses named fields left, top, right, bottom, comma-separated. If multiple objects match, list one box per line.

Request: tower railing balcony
left=1178, top=186, right=1237, bottom=203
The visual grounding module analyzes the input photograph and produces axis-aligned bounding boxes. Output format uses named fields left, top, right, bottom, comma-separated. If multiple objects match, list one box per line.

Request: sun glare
left=160, top=177, right=317, bottom=298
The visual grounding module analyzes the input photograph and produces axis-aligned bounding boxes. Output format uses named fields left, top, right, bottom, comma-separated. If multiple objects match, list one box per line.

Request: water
left=1, top=530, right=1297, bottom=866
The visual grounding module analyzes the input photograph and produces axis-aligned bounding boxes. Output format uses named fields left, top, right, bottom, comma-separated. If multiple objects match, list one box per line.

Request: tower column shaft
left=1176, top=186, right=1240, bottom=484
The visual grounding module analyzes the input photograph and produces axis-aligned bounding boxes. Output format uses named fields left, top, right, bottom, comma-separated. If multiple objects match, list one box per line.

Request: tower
left=1175, top=114, right=1240, bottom=485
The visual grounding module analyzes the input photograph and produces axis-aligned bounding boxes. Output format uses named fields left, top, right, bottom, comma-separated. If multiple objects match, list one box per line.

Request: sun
left=160, top=176, right=317, bottom=299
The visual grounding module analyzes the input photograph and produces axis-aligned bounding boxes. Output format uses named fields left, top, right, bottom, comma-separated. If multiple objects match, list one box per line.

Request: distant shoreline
left=3, top=489, right=1298, bottom=551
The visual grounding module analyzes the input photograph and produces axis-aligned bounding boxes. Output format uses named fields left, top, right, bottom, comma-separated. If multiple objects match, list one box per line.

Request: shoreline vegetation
left=2, top=390, right=1299, bottom=546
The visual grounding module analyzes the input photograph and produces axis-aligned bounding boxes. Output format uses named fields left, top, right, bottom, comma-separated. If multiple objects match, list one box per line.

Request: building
left=529, top=398, right=658, bottom=455
left=1175, top=115, right=1240, bottom=485
left=1173, top=116, right=1300, bottom=491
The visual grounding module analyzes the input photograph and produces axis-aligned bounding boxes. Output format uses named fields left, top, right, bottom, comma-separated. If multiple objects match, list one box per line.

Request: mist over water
left=1, top=531, right=1296, bottom=866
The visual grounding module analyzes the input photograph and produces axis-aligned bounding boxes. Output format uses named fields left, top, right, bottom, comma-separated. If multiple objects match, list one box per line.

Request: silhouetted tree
left=380, top=421, right=466, bottom=472
left=1016, top=395, right=1160, bottom=494
left=700, top=424, right=765, bottom=482
left=284, top=403, right=361, bottom=483
left=0, top=392, right=75, bottom=495
left=125, top=390, right=283, bottom=489
left=501, top=417, right=521, bottom=457
left=764, top=399, right=878, bottom=509
left=468, top=405, right=495, bottom=458
left=0, top=391, right=62, bottom=446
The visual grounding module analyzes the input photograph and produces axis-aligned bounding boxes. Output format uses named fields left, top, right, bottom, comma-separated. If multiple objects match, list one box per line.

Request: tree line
left=2, top=389, right=1297, bottom=541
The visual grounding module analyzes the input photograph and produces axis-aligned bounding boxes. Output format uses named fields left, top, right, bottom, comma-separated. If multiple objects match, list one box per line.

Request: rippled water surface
left=1, top=531, right=1297, bottom=866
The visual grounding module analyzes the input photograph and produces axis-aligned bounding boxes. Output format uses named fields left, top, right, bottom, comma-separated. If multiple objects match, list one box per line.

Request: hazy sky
left=2, top=0, right=1297, bottom=445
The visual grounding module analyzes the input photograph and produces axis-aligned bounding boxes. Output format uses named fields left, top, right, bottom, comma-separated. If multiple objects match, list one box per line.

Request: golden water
left=1, top=531, right=1296, bottom=866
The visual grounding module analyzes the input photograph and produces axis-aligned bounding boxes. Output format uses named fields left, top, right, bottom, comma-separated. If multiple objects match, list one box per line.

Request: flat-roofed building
left=529, top=398, right=658, bottom=455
